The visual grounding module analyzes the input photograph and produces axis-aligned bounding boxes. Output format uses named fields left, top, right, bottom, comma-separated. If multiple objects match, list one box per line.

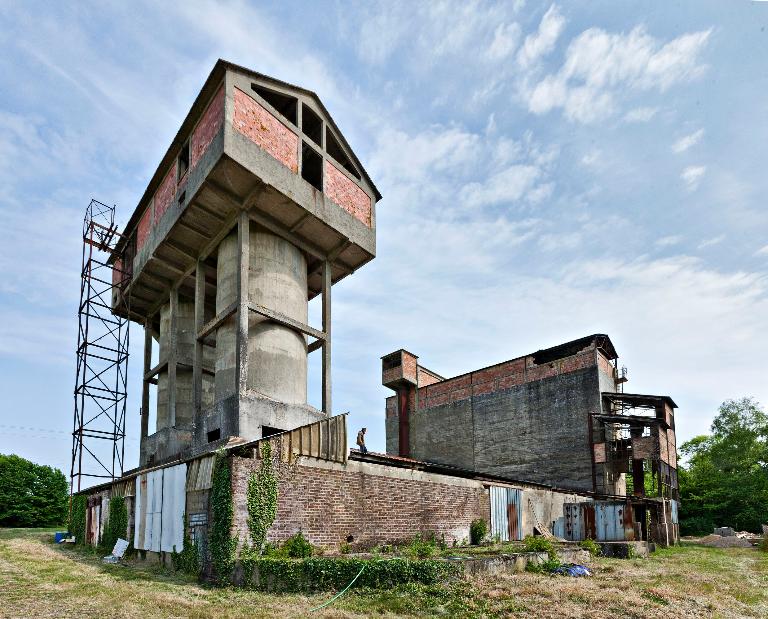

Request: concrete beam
left=247, top=302, right=326, bottom=341
left=141, top=320, right=152, bottom=441
left=193, top=259, right=205, bottom=418
left=236, top=210, right=250, bottom=397
left=168, top=286, right=179, bottom=426
left=322, top=259, right=331, bottom=415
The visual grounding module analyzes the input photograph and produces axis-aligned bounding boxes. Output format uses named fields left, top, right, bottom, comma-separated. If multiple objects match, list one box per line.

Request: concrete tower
left=111, top=60, right=380, bottom=467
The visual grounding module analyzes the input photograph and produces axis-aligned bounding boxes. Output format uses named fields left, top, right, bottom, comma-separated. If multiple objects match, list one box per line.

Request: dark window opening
left=207, top=428, right=221, bottom=443
left=251, top=83, right=298, bottom=125
left=325, top=128, right=360, bottom=180
left=177, top=190, right=186, bottom=205
left=382, top=354, right=402, bottom=371
left=302, top=104, right=323, bottom=145
left=346, top=535, right=354, bottom=543
left=301, top=141, right=323, bottom=191
left=261, top=426, right=284, bottom=438
left=178, top=141, right=190, bottom=181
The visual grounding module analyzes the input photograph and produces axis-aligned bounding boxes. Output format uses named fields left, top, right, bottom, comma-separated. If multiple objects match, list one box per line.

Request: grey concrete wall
left=400, top=366, right=603, bottom=492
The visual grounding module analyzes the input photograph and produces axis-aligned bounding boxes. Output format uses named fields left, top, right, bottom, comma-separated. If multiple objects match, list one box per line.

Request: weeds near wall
left=171, top=515, right=201, bottom=576
left=239, top=556, right=461, bottom=592
left=69, top=495, right=87, bottom=545
left=100, top=496, right=128, bottom=554
left=246, top=441, right=278, bottom=553
left=579, top=538, right=601, bottom=557
left=469, top=519, right=487, bottom=545
left=209, top=452, right=236, bottom=583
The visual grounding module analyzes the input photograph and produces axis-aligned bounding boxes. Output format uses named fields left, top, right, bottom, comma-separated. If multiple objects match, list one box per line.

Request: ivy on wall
left=69, top=495, right=87, bottom=545
left=209, top=451, right=236, bottom=583
left=100, top=496, right=128, bottom=553
left=171, top=514, right=201, bottom=576
left=246, top=441, right=278, bottom=553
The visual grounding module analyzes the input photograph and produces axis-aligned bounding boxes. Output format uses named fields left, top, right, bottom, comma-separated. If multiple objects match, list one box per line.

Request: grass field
left=1, top=528, right=766, bottom=618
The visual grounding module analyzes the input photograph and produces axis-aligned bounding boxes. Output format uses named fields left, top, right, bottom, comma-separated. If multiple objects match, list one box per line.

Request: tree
left=679, top=398, right=768, bottom=535
left=0, top=454, right=69, bottom=527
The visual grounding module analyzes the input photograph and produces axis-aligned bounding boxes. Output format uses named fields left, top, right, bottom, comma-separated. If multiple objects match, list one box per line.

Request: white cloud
left=672, top=128, right=704, bottom=153
left=624, top=106, right=659, bottom=122
left=487, top=22, right=522, bottom=60
left=755, top=244, right=768, bottom=256
left=580, top=149, right=602, bottom=166
left=460, top=164, right=543, bottom=208
left=656, top=235, right=682, bottom=247
left=517, top=4, right=566, bottom=68
left=681, top=165, right=707, bottom=190
left=698, top=235, right=724, bottom=249
left=524, top=25, right=711, bottom=123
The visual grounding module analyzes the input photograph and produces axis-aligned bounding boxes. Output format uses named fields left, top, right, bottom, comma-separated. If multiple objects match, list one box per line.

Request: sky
left=1, top=1, right=767, bottom=481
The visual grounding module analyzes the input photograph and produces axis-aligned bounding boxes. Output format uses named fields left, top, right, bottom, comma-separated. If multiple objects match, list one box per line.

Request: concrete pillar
left=215, top=224, right=308, bottom=404
left=157, top=300, right=196, bottom=429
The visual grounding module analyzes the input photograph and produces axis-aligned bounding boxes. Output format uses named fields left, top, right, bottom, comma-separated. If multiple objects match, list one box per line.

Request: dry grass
left=1, top=528, right=766, bottom=618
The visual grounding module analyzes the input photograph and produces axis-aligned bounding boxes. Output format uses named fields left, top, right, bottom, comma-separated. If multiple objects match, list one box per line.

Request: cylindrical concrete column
left=215, top=224, right=308, bottom=403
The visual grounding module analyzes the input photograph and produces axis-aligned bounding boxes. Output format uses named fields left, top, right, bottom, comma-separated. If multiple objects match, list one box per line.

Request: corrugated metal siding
left=134, top=463, right=186, bottom=552
left=671, top=500, right=679, bottom=525
left=564, top=503, right=584, bottom=541
left=490, top=487, right=522, bottom=542
left=595, top=502, right=631, bottom=541
left=279, top=415, right=347, bottom=463
left=186, top=456, right=214, bottom=491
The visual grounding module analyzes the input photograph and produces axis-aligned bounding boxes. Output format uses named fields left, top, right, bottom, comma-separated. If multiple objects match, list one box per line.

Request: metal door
left=490, top=487, right=522, bottom=541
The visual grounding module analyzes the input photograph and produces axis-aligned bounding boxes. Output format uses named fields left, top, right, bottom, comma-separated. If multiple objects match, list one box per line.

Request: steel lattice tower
left=71, top=199, right=130, bottom=493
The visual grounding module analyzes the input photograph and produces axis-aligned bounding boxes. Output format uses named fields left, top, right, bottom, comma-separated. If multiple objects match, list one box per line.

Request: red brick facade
left=324, top=160, right=372, bottom=227
left=191, top=85, right=224, bottom=168
left=231, top=455, right=489, bottom=549
left=233, top=86, right=298, bottom=173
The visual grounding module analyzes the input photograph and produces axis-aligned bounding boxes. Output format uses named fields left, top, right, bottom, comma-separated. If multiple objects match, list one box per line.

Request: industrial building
left=72, top=60, right=679, bottom=572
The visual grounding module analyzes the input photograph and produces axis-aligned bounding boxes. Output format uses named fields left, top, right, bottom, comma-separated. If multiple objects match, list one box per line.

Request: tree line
left=0, top=454, right=68, bottom=527
left=679, top=397, right=768, bottom=535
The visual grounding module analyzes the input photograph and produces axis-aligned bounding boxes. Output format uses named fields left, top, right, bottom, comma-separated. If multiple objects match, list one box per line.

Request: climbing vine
left=209, top=451, right=236, bottom=583
left=100, top=496, right=128, bottom=553
left=69, top=495, right=87, bottom=545
left=246, top=441, right=278, bottom=553
left=171, top=514, right=201, bottom=576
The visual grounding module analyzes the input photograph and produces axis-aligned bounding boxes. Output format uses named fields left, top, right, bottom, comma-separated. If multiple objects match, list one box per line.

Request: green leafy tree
left=0, top=454, right=68, bottom=527
left=679, top=398, right=768, bottom=534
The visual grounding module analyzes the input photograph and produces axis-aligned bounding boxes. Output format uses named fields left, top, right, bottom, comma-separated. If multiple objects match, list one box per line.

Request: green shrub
left=470, top=519, right=487, bottom=545
left=171, top=516, right=200, bottom=576
left=405, top=533, right=443, bottom=558
left=579, top=538, right=601, bottom=557
left=340, top=542, right=351, bottom=554
left=246, top=442, right=278, bottom=552
left=759, top=535, right=768, bottom=553
left=523, top=535, right=556, bottom=559
left=239, top=556, right=461, bottom=591
left=209, top=453, right=236, bottom=583
left=526, top=557, right=562, bottom=573
left=283, top=532, right=313, bottom=558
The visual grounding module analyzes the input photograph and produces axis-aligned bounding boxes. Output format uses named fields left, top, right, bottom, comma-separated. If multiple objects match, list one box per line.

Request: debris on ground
left=552, top=564, right=592, bottom=577
left=697, top=534, right=754, bottom=548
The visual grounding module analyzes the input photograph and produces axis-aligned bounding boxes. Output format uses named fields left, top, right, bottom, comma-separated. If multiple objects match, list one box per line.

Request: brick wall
left=230, top=453, right=489, bottom=549
left=324, top=160, right=372, bottom=227
left=387, top=347, right=603, bottom=491
left=191, top=86, right=224, bottom=168
left=233, top=86, right=298, bottom=173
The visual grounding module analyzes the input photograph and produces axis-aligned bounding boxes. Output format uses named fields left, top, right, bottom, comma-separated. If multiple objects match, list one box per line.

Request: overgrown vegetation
left=209, top=452, right=236, bottom=582
left=282, top=532, right=313, bottom=558
left=68, top=494, right=87, bottom=545
left=239, top=556, right=461, bottom=592
left=171, top=516, right=201, bottom=576
left=99, top=496, right=128, bottom=554
left=679, top=397, right=768, bottom=535
left=246, top=442, right=278, bottom=553
left=579, top=538, right=601, bottom=556
left=522, top=535, right=556, bottom=559
left=0, top=454, right=68, bottom=527
left=469, top=519, right=487, bottom=545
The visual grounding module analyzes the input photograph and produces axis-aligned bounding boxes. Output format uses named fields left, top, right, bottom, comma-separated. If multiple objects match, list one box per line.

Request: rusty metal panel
left=583, top=504, right=596, bottom=539
left=593, top=442, right=607, bottom=463
left=186, top=456, right=214, bottom=491
left=490, top=486, right=509, bottom=541
left=507, top=488, right=522, bottom=541
left=595, top=502, right=630, bottom=541
left=564, top=503, right=584, bottom=541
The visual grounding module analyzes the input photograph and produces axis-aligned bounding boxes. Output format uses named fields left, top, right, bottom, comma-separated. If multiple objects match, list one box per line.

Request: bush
left=283, top=532, right=313, bottom=558
left=239, top=556, right=461, bottom=591
left=469, top=519, right=487, bottom=545
left=759, top=535, right=768, bottom=553
left=405, top=532, right=444, bottom=558
left=526, top=557, right=562, bottom=573
left=523, top=535, right=556, bottom=558
left=579, top=538, right=601, bottom=556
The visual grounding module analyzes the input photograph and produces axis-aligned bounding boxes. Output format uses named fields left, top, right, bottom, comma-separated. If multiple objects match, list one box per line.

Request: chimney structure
left=111, top=60, right=380, bottom=466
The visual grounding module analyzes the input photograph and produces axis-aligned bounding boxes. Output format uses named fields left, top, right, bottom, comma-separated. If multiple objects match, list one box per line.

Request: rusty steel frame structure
left=71, top=199, right=130, bottom=494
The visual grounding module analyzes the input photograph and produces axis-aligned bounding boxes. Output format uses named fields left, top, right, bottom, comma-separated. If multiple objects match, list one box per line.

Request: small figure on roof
left=356, top=427, right=367, bottom=454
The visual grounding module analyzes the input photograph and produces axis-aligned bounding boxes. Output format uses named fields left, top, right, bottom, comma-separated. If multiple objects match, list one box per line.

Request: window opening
left=251, top=83, right=298, bottom=125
